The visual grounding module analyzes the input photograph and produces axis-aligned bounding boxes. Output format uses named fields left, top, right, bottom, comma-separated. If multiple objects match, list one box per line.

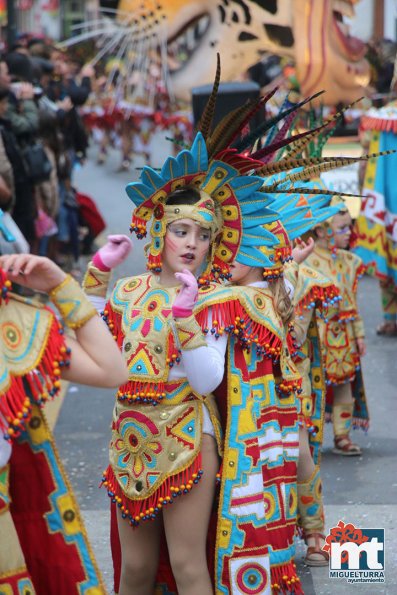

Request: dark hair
left=165, top=185, right=201, bottom=206
left=0, top=84, right=9, bottom=101
left=5, top=52, right=33, bottom=83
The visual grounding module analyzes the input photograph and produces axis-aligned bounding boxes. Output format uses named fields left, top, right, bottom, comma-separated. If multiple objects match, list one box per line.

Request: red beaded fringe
left=0, top=268, right=11, bottom=304
left=0, top=313, right=69, bottom=440
left=147, top=252, right=162, bottom=273
left=295, top=284, right=340, bottom=316
left=117, top=380, right=167, bottom=405
left=130, top=214, right=147, bottom=239
left=196, top=300, right=282, bottom=358
left=101, top=453, right=203, bottom=527
left=198, top=254, right=232, bottom=287
left=361, top=115, right=397, bottom=134
left=102, top=304, right=123, bottom=349
left=271, top=562, right=304, bottom=594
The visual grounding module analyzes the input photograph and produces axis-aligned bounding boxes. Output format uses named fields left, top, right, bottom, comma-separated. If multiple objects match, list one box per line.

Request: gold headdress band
left=147, top=191, right=222, bottom=272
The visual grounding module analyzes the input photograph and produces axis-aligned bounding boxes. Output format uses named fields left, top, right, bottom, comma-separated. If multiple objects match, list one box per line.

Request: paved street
left=53, top=137, right=397, bottom=594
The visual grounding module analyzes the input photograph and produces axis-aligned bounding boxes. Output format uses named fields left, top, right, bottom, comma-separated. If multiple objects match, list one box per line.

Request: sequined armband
left=49, top=275, right=97, bottom=329
left=82, top=262, right=112, bottom=298
left=170, top=315, right=207, bottom=351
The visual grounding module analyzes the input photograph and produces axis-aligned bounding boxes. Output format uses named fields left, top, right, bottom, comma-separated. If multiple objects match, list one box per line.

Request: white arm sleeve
left=179, top=309, right=227, bottom=395
left=87, top=295, right=106, bottom=314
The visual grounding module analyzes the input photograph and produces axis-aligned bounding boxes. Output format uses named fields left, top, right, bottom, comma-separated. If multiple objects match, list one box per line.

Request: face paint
left=161, top=218, right=211, bottom=277
left=330, top=212, right=352, bottom=249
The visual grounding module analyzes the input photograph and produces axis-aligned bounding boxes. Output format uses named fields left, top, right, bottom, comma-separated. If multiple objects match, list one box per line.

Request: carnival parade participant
left=301, top=199, right=369, bottom=457
left=84, top=164, right=306, bottom=595
left=357, top=103, right=397, bottom=336
left=84, top=176, right=228, bottom=595
left=0, top=249, right=128, bottom=593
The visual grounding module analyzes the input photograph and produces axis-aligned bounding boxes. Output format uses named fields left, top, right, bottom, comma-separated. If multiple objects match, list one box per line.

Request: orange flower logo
left=323, top=520, right=369, bottom=565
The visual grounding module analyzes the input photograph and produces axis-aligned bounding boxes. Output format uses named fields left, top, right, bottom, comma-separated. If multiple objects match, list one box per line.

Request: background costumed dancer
left=357, top=103, right=397, bottom=336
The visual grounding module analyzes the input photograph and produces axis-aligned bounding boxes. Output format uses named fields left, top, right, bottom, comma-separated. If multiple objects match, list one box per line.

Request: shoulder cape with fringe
left=0, top=293, right=106, bottom=594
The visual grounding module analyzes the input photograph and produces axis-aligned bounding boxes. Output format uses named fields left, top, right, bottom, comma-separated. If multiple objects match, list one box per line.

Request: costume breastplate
left=306, top=248, right=362, bottom=317
left=110, top=274, right=180, bottom=385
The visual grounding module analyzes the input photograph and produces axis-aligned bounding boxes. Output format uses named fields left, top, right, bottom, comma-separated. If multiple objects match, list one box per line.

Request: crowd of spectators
left=0, top=36, right=97, bottom=277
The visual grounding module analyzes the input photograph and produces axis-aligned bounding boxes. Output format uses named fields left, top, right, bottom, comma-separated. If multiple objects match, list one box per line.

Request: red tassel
left=0, top=312, right=68, bottom=441
left=130, top=214, right=147, bottom=239
left=271, top=562, right=304, bottom=594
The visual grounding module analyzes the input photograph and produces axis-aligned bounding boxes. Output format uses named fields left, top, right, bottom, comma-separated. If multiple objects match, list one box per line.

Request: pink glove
left=92, top=235, right=132, bottom=271
left=172, top=269, right=199, bottom=318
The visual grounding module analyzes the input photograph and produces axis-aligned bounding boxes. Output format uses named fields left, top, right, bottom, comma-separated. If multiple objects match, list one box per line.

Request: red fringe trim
left=295, top=284, right=341, bottom=316
left=352, top=417, right=369, bottom=431
left=101, top=454, right=203, bottom=527
left=361, top=115, right=397, bottom=134
left=196, top=299, right=282, bottom=358
left=102, top=304, right=123, bottom=350
left=116, top=380, right=167, bottom=405
left=0, top=313, right=69, bottom=440
left=353, top=263, right=366, bottom=293
left=199, top=255, right=232, bottom=286
left=271, top=562, right=304, bottom=594
left=337, top=310, right=359, bottom=322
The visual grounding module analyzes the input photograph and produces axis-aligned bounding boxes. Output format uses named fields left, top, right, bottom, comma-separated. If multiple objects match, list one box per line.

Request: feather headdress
left=126, top=56, right=394, bottom=282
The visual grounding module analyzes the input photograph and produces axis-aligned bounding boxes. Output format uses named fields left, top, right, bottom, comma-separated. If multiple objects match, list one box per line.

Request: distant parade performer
left=301, top=198, right=369, bottom=456
left=357, top=102, right=397, bottom=336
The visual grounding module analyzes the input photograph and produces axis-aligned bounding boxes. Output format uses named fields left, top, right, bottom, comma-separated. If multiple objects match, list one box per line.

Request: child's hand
left=172, top=269, right=198, bottom=318
left=92, top=235, right=132, bottom=271
left=292, top=237, right=315, bottom=264
left=0, top=254, right=66, bottom=292
left=356, top=337, right=366, bottom=357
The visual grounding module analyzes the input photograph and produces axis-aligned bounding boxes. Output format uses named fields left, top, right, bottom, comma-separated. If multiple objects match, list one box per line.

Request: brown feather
left=256, top=155, right=358, bottom=176
left=197, top=54, right=221, bottom=140
left=261, top=186, right=364, bottom=198
left=207, top=100, right=256, bottom=157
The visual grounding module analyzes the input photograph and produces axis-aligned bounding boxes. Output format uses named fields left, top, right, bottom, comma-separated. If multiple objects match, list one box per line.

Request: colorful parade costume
left=358, top=102, right=397, bottom=331
left=83, top=60, right=385, bottom=593
left=0, top=267, right=105, bottom=594
left=303, top=244, right=369, bottom=437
